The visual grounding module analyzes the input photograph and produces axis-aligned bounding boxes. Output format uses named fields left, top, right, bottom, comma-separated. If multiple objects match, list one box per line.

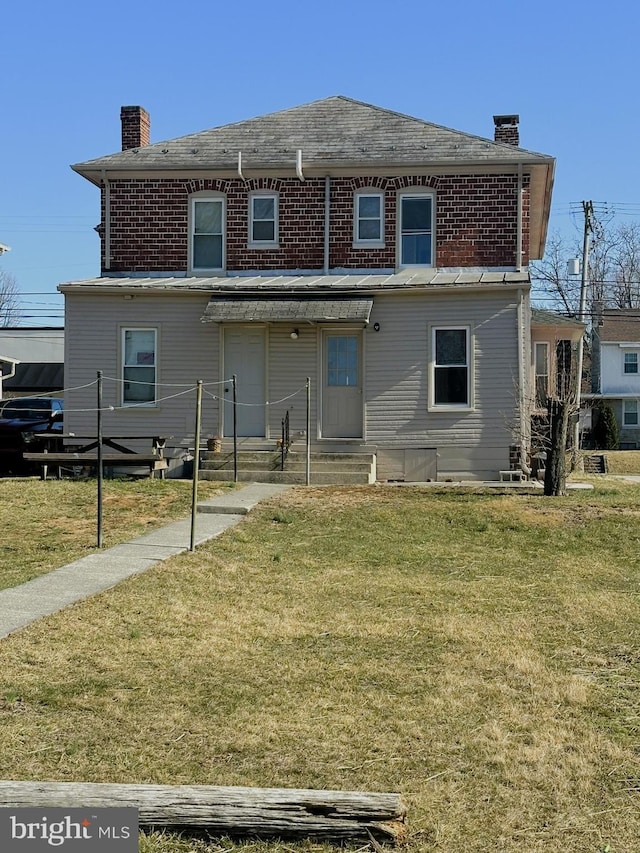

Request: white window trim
left=121, top=327, right=158, bottom=408
left=397, top=190, right=435, bottom=269
left=623, top=351, right=638, bottom=374
left=249, top=192, right=279, bottom=248
left=623, top=399, right=639, bottom=426
left=353, top=191, right=385, bottom=248
left=189, top=192, right=226, bottom=274
left=429, top=325, right=473, bottom=411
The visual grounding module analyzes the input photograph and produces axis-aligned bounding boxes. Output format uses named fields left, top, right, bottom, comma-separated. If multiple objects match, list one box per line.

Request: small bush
left=593, top=403, right=619, bottom=450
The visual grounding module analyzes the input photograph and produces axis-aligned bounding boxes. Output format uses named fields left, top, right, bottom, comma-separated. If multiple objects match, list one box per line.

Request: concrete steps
left=199, top=449, right=376, bottom=485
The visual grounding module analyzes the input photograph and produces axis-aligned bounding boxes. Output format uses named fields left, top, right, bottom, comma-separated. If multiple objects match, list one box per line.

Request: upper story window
left=249, top=193, right=278, bottom=247
left=535, top=342, right=550, bottom=407
left=122, top=328, right=156, bottom=406
left=399, top=192, right=434, bottom=267
left=624, top=351, right=638, bottom=374
left=354, top=192, right=384, bottom=246
left=431, top=326, right=471, bottom=409
left=191, top=195, right=225, bottom=272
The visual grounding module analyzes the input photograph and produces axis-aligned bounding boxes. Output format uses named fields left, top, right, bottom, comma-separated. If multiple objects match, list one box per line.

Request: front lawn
left=1, top=482, right=639, bottom=852
left=0, top=477, right=232, bottom=590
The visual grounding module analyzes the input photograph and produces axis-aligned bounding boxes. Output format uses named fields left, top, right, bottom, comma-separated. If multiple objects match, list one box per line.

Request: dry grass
left=0, top=477, right=233, bottom=589
left=598, top=450, right=640, bottom=475
left=1, top=482, right=640, bottom=852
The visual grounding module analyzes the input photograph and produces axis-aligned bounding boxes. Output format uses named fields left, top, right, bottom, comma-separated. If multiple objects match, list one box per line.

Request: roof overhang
left=59, top=270, right=531, bottom=296
left=202, top=296, right=374, bottom=324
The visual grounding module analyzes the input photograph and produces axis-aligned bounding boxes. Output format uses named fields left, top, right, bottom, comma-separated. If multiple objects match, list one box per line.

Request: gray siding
left=365, top=290, right=522, bottom=479
left=64, top=286, right=524, bottom=480
left=64, top=292, right=220, bottom=465
left=267, top=326, right=317, bottom=438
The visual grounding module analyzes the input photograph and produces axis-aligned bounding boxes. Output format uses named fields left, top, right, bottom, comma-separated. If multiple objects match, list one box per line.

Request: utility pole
left=572, top=200, right=594, bottom=467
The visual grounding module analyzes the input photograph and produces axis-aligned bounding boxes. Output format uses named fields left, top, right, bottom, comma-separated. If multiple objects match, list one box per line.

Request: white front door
left=321, top=331, right=363, bottom=438
left=223, top=327, right=266, bottom=437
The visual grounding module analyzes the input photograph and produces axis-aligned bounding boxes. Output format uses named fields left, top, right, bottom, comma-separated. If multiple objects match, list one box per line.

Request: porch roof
left=201, top=296, right=374, bottom=324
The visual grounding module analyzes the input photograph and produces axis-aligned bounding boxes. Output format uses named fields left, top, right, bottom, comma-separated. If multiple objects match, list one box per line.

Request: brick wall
left=100, top=173, right=530, bottom=273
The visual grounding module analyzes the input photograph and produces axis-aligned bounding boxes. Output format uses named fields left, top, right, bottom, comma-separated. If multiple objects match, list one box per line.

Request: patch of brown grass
left=1, top=483, right=640, bottom=852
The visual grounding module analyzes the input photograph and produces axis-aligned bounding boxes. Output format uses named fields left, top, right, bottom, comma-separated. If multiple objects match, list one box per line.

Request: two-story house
left=587, top=310, right=640, bottom=448
left=60, top=96, right=555, bottom=481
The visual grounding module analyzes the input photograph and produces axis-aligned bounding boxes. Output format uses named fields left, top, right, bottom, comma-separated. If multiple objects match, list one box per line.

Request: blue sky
left=1, top=0, right=637, bottom=325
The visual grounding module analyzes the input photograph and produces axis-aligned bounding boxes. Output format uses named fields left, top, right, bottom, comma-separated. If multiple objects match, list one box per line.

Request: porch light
left=290, top=329, right=299, bottom=340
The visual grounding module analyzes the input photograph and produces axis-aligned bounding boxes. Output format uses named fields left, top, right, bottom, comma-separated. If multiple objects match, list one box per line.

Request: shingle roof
left=72, top=96, right=553, bottom=176
left=531, top=308, right=585, bottom=329
left=599, top=310, right=640, bottom=342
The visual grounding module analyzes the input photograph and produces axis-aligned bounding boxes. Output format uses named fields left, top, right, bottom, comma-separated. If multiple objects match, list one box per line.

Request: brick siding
left=100, top=173, right=530, bottom=273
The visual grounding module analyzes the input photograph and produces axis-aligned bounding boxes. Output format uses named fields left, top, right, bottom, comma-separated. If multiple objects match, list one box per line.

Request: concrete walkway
left=0, top=483, right=291, bottom=640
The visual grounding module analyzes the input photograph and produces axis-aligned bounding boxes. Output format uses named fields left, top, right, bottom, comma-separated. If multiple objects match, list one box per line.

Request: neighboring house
left=587, top=310, right=640, bottom=448
left=0, top=327, right=64, bottom=399
left=530, top=309, right=585, bottom=408
left=60, top=96, right=556, bottom=481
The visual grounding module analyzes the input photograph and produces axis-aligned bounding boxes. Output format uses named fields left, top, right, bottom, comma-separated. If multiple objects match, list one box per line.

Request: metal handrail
left=280, top=410, right=291, bottom=471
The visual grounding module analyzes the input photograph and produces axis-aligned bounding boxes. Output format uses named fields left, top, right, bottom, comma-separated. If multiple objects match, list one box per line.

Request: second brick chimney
left=120, top=106, right=150, bottom=150
left=493, top=114, right=520, bottom=147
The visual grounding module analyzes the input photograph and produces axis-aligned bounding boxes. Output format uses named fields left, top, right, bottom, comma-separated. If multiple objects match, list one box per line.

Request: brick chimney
left=120, top=106, right=150, bottom=150
left=493, top=114, right=520, bottom=146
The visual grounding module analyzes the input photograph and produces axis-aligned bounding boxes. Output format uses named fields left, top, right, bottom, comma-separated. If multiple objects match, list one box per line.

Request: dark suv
left=0, top=397, right=63, bottom=474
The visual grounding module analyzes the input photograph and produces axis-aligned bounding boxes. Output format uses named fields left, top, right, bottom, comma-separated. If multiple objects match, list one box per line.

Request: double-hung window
left=535, top=342, right=550, bottom=407
left=624, top=351, right=638, bottom=374
left=354, top=192, right=384, bottom=246
left=432, top=327, right=470, bottom=408
left=249, top=193, right=278, bottom=246
left=191, top=196, right=224, bottom=271
left=399, top=193, right=434, bottom=267
left=624, top=399, right=639, bottom=426
left=122, top=328, right=156, bottom=406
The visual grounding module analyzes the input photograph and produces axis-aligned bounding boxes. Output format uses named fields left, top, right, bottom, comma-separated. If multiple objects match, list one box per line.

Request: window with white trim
left=122, top=328, right=157, bottom=405
left=191, top=196, right=224, bottom=271
left=623, top=399, right=639, bottom=426
left=624, top=351, right=638, bottom=374
left=249, top=193, right=278, bottom=246
left=432, top=326, right=470, bottom=407
left=399, top=193, right=434, bottom=267
left=535, top=342, right=550, bottom=407
left=354, top=192, right=384, bottom=245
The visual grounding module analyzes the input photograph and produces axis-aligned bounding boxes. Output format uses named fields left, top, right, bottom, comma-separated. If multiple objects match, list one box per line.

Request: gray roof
left=59, top=270, right=531, bottom=295
left=73, top=96, right=553, bottom=178
left=202, top=296, right=373, bottom=324
left=531, top=308, right=585, bottom=328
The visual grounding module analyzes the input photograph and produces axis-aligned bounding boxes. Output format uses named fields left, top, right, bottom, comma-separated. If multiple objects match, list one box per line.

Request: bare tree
left=0, top=270, right=22, bottom=326
left=532, top=221, right=640, bottom=316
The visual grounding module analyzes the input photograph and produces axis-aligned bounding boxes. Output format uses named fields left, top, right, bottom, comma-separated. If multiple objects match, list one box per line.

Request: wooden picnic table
left=23, top=434, right=171, bottom=480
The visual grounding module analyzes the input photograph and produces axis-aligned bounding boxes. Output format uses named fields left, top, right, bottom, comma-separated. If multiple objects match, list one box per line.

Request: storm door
left=321, top=331, right=363, bottom=438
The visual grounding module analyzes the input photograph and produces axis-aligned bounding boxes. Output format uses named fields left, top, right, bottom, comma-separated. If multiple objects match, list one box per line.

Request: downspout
left=517, top=288, right=531, bottom=475
left=516, top=164, right=523, bottom=272
left=102, top=170, right=111, bottom=271
left=323, top=176, right=331, bottom=275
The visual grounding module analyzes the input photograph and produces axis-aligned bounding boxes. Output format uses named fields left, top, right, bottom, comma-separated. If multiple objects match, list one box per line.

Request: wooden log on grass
left=0, top=781, right=406, bottom=845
